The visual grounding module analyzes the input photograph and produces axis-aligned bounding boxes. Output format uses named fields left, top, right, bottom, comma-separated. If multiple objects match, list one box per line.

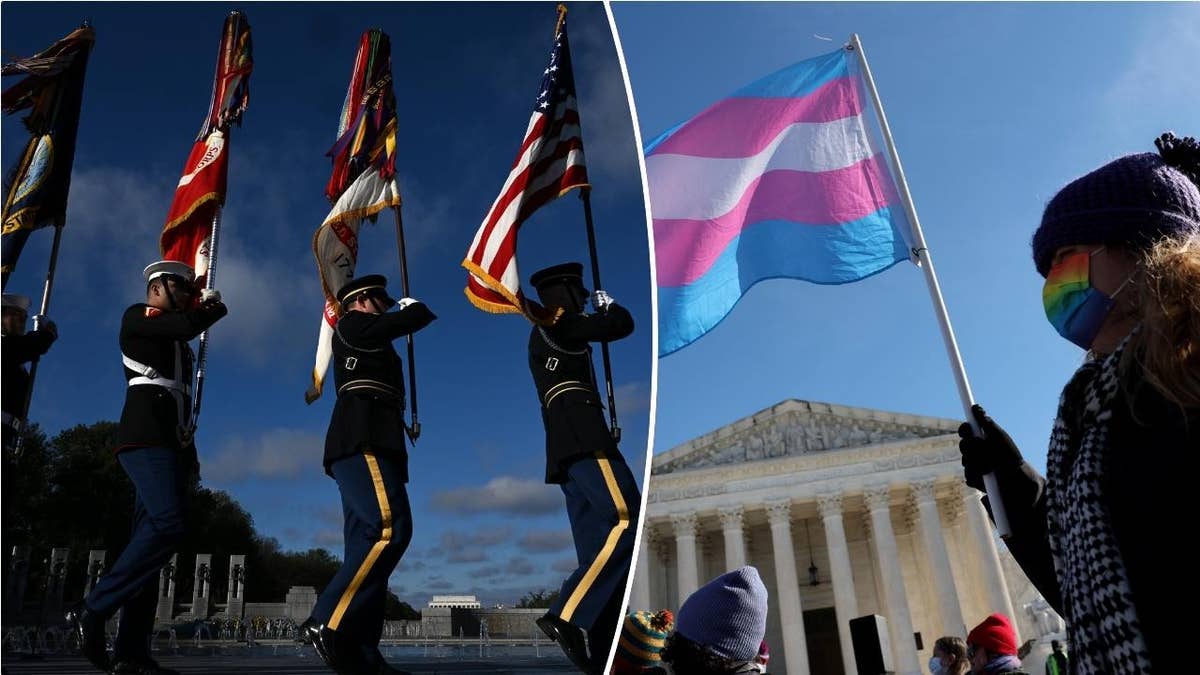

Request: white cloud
left=517, top=529, right=574, bottom=554
left=204, top=428, right=325, bottom=482
left=429, top=476, right=562, bottom=516
left=614, top=380, right=651, bottom=417
left=1104, top=6, right=1200, bottom=119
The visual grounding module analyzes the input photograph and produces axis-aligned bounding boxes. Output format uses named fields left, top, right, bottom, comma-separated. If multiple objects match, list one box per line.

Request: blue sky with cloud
left=614, top=1, right=1200, bottom=471
left=2, top=2, right=651, bottom=609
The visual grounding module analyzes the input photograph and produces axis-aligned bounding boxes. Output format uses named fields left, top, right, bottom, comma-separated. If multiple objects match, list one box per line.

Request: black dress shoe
left=109, top=657, right=181, bottom=675
left=299, top=617, right=377, bottom=675
left=537, top=613, right=595, bottom=675
left=66, top=604, right=110, bottom=671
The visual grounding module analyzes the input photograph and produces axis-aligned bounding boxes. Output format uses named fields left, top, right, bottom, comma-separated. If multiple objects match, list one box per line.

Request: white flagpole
left=849, top=33, right=1011, bottom=538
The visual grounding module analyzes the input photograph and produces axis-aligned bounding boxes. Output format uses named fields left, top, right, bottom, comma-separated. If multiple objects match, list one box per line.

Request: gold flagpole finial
left=555, top=4, right=568, bottom=35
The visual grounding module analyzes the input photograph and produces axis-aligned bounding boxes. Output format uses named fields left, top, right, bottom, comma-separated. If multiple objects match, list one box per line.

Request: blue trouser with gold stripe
left=550, top=452, right=641, bottom=632
left=311, top=450, right=412, bottom=643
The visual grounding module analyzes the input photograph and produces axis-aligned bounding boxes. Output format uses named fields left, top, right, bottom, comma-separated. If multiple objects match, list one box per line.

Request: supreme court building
left=629, top=399, right=1047, bottom=675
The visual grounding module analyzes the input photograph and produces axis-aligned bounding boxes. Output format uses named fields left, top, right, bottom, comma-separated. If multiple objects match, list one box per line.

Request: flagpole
left=190, top=203, right=223, bottom=433
left=13, top=225, right=65, bottom=455
left=580, top=188, right=621, bottom=443
left=849, top=33, right=1010, bottom=537
left=391, top=205, right=420, bottom=442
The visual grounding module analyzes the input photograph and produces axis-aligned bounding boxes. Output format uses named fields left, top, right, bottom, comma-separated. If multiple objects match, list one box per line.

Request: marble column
left=956, top=483, right=1018, bottom=637
left=817, top=492, right=859, bottom=675
left=910, top=479, right=966, bottom=636
left=766, top=499, right=810, bottom=675
left=717, top=505, right=747, bottom=571
left=671, top=513, right=700, bottom=606
left=631, top=524, right=654, bottom=611
left=863, top=485, right=920, bottom=675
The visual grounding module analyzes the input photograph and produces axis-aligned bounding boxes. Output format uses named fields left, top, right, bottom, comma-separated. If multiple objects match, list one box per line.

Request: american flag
left=463, top=7, right=589, bottom=320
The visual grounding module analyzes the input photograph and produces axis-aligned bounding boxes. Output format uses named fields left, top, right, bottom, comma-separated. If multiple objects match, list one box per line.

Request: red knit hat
left=967, top=613, right=1018, bottom=656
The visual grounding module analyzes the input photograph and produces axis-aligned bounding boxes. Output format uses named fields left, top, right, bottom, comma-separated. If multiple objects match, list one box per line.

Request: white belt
left=123, top=354, right=191, bottom=395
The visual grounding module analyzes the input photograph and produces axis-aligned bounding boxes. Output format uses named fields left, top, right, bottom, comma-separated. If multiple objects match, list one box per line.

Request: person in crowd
left=610, top=610, right=673, bottom=675
left=931, top=635, right=971, bottom=675
left=967, top=614, right=1027, bottom=675
left=659, top=566, right=768, bottom=675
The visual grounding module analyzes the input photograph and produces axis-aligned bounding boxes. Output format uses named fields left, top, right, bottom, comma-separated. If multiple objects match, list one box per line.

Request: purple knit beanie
left=674, top=566, right=769, bottom=661
left=1032, top=133, right=1200, bottom=277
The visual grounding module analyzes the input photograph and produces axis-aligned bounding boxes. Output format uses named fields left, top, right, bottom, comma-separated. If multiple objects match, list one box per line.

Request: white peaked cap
left=143, top=260, right=196, bottom=283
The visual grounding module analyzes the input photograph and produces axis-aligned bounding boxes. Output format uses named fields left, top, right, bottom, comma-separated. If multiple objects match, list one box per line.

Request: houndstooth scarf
left=1045, top=334, right=1152, bottom=674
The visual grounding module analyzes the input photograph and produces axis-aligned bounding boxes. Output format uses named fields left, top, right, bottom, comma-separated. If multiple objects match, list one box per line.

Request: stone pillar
left=83, top=550, right=106, bottom=599
left=817, top=492, right=859, bottom=675
left=717, top=505, right=747, bottom=571
left=43, top=548, right=70, bottom=618
left=285, top=586, right=318, bottom=622
left=191, top=554, right=212, bottom=619
left=910, top=479, right=966, bottom=636
left=863, top=485, right=920, bottom=675
left=157, top=554, right=178, bottom=622
left=671, top=513, right=700, bottom=606
left=765, top=499, right=810, bottom=675
left=630, top=525, right=654, bottom=611
left=225, top=554, right=246, bottom=619
left=6, top=545, right=32, bottom=618
left=957, top=484, right=1018, bottom=636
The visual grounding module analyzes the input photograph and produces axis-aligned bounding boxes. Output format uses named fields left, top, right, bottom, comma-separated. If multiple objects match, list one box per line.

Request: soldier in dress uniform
left=70, top=261, right=226, bottom=675
left=302, top=274, right=435, bottom=675
left=527, top=263, right=641, bottom=674
left=1, top=293, right=57, bottom=452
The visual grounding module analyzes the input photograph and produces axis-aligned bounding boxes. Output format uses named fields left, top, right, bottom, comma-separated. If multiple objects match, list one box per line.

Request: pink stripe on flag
left=654, top=153, right=900, bottom=287
left=648, top=76, right=861, bottom=159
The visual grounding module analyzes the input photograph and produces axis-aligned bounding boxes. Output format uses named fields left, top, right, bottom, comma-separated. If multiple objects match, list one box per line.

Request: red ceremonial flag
left=462, top=7, right=588, bottom=322
left=160, top=12, right=252, bottom=282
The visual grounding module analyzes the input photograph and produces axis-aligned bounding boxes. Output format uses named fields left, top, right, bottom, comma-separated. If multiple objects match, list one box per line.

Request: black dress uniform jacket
left=528, top=303, right=634, bottom=483
left=115, top=302, right=227, bottom=452
left=323, top=303, right=436, bottom=478
left=2, top=329, right=55, bottom=418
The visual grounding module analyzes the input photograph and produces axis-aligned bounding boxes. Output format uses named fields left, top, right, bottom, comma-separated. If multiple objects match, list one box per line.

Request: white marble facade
left=631, top=399, right=1040, bottom=675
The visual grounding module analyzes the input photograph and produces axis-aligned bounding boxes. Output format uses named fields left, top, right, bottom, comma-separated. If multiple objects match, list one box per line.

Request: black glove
left=958, top=404, right=1024, bottom=491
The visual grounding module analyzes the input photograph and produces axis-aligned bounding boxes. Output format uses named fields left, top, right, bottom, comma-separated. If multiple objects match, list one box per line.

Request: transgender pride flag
left=649, top=47, right=915, bottom=356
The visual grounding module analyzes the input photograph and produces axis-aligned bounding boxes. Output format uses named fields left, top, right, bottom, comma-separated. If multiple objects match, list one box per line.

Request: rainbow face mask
left=1042, top=248, right=1114, bottom=350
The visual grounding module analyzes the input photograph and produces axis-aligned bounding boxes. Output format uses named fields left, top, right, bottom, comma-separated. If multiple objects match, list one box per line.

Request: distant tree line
left=1, top=421, right=419, bottom=621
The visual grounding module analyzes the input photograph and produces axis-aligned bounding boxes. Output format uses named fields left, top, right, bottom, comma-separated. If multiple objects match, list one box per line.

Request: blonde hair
left=1122, top=229, right=1200, bottom=409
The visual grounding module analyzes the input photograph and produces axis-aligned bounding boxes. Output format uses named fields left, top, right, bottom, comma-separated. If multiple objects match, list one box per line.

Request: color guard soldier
left=302, top=274, right=435, bottom=675
left=527, top=263, right=641, bottom=674
left=1, top=293, right=57, bottom=452
left=70, top=261, right=226, bottom=675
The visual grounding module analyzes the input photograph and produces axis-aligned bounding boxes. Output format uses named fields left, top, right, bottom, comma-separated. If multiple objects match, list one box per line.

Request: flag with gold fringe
left=1, top=24, right=95, bottom=286
left=159, top=11, right=252, bottom=285
left=307, top=29, right=402, bottom=403
left=462, top=7, right=588, bottom=323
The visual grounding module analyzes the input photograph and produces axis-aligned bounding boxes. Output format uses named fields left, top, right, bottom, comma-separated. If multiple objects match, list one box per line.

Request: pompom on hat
left=612, top=610, right=674, bottom=673
left=1032, top=132, right=1200, bottom=277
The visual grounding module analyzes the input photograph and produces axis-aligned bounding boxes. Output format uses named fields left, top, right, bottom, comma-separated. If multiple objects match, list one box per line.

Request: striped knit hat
left=612, top=610, right=674, bottom=674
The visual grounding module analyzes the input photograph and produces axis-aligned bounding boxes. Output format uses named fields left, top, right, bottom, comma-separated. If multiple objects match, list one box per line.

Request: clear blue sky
left=614, top=2, right=1200, bottom=471
left=2, top=2, right=652, bottom=609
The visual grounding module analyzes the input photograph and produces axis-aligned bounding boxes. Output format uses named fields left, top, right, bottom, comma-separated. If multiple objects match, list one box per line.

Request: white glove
left=200, top=289, right=222, bottom=304
left=591, top=290, right=614, bottom=312
left=396, top=297, right=419, bottom=310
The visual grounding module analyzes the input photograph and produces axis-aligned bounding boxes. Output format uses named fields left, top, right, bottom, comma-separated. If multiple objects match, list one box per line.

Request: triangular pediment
left=652, top=399, right=959, bottom=475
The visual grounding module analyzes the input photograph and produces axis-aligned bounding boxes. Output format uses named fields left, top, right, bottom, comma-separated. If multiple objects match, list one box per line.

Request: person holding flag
left=70, top=261, right=226, bottom=675
left=1, top=293, right=57, bottom=452
left=301, top=274, right=434, bottom=675
left=462, top=7, right=639, bottom=671
left=959, top=132, right=1200, bottom=672
left=527, top=263, right=639, bottom=673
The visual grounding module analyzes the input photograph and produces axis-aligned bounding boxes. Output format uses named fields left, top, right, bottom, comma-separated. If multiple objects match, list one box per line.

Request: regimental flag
left=160, top=11, right=253, bottom=285
left=648, top=47, right=916, bottom=356
left=1, top=24, right=95, bottom=286
left=462, top=7, right=588, bottom=322
left=307, top=29, right=402, bottom=404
